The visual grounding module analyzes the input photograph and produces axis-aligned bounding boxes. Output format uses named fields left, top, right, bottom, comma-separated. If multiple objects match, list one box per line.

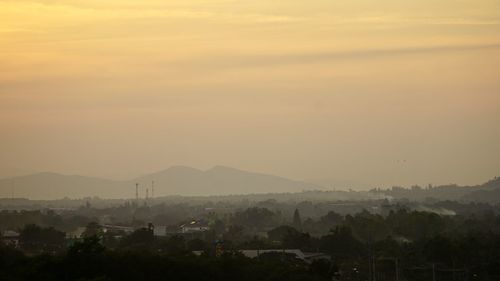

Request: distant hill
left=474, top=176, right=500, bottom=190
left=0, top=166, right=321, bottom=200
left=376, top=176, right=500, bottom=202
left=462, top=177, right=500, bottom=203
left=134, top=165, right=321, bottom=196
left=0, top=172, right=122, bottom=199
left=2, top=168, right=498, bottom=202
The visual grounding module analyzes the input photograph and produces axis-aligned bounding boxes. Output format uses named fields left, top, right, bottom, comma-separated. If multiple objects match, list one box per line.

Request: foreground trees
left=19, top=224, right=65, bottom=253
left=3, top=207, right=500, bottom=280
left=3, top=224, right=500, bottom=281
left=0, top=238, right=331, bottom=281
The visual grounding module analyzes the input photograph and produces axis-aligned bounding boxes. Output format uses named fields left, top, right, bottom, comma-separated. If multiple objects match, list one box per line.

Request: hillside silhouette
left=0, top=166, right=320, bottom=199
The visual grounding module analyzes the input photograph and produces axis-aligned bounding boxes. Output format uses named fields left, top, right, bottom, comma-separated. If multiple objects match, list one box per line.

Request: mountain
left=474, top=176, right=500, bottom=190
left=133, top=165, right=320, bottom=197
left=1, top=169, right=498, bottom=202
left=0, top=166, right=321, bottom=200
left=0, top=172, right=121, bottom=200
left=379, top=176, right=500, bottom=202
left=461, top=177, right=500, bottom=203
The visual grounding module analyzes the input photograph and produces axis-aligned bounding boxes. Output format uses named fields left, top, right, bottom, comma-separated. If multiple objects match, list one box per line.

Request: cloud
left=173, top=43, right=500, bottom=69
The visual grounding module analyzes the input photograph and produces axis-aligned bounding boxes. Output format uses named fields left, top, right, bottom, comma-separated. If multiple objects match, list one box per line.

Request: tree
left=211, top=219, right=226, bottom=236
left=283, top=231, right=311, bottom=250
left=293, top=209, right=302, bottom=230
left=310, top=259, right=335, bottom=279
left=19, top=224, right=65, bottom=253
left=320, top=226, right=365, bottom=258
left=158, top=235, right=187, bottom=256
left=267, top=225, right=311, bottom=250
left=268, top=225, right=299, bottom=242
left=345, top=210, right=390, bottom=242
left=82, top=222, right=103, bottom=238
left=186, top=238, right=207, bottom=251
left=225, top=225, right=244, bottom=243
left=320, top=211, right=343, bottom=225
left=232, top=208, right=276, bottom=229
left=68, top=236, right=105, bottom=256
left=423, top=235, right=457, bottom=265
left=120, top=227, right=155, bottom=250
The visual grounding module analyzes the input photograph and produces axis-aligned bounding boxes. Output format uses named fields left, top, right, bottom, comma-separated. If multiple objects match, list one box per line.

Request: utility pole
left=395, top=258, right=399, bottom=281
left=152, top=181, right=154, bottom=198
left=432, top=263, right=436, bottom=281
left=368, top=256, right=377, bottom=281
left=379, top=257, right=399, bottom=281
left=368, top=257, right=372, bottom=281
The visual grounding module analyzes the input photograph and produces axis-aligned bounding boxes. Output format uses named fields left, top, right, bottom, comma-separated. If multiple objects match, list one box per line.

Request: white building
left=180, top=220, right=209, bottom=233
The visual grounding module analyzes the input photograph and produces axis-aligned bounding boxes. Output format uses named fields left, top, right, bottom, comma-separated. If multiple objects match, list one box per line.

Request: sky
left=1, top=0, right=499, bottom=189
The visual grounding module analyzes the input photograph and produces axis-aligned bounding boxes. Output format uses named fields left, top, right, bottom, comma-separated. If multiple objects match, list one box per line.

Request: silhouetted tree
left=268, top=225, right=299, bottom=242
left=19, top=224, right=65, bottom=253
left=82, top=221, right=103, bottom=238
left=293, top=209, right=302, bottom=230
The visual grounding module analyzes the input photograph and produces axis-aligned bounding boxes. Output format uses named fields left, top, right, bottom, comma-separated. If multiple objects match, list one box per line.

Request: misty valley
left=2, top=0, right=499, bottom=280
left=1, top=174, right=500, bottom=281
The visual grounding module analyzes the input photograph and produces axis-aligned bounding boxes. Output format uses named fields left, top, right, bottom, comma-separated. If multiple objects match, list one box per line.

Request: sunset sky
left=1, top=0, right=499, bottom=188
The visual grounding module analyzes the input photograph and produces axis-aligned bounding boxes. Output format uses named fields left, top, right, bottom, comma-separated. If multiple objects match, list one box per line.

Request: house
left=101, top=224, right=134, bottom=234
left=302, top=252, right=332, bottom=263
left=180, top=220, right=210, bottom=233
left=240, top=249, right=305, bottom=259
left=192, top=248, right=330, bottom=264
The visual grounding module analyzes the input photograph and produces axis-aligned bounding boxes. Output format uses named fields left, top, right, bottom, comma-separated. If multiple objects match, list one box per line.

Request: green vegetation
left=1, top=206, right=500, bottom=280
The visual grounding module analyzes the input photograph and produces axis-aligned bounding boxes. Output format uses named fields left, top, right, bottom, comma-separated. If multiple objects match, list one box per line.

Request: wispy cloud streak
left=175, top=43, right=500, bottom=69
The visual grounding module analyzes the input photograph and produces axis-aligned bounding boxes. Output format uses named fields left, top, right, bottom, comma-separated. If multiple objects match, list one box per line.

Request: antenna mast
left=152, top=181, right=155, bottom=198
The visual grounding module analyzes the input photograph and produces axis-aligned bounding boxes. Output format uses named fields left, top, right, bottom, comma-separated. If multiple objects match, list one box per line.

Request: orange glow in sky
left=1, top=0, right=499, bottom=189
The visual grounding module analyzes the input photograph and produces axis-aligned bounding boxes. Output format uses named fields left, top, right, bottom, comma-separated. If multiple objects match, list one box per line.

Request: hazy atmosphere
left=3, top=2, right=500, bottom=281
left=1, top=0, right=500, bottom=191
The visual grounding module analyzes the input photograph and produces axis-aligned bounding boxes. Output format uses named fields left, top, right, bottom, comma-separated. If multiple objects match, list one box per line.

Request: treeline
left=3, top=208, right=500, bottom=280
left=0, top=238, right=333, bottom=281
left=2, top=199, right=500, bottom=236
left=0, top=209, right=93, bottom=232
left=372, top=176, right=500, bottom=202
left=2, top=224, right=500, bottom=280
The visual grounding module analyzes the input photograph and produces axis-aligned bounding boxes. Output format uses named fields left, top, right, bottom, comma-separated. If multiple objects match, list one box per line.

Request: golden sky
left=1, top=0, right=500, bottom=188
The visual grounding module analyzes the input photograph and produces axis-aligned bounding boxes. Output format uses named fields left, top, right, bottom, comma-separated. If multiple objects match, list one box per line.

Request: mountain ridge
left=1, top=168, right=498, bottom=201
left=0, top=166, right=321, bottom=200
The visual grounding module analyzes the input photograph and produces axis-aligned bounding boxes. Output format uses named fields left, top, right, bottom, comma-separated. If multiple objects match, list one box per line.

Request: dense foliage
left=2, top=198, right=500, bottom=280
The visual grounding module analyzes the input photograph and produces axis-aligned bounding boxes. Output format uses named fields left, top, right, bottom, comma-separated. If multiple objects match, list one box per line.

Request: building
left=180, top=220, right=210, bottom=233
left=192, top=248, right=330, bottom=264
left=101, top=224, right=134, bottom=234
